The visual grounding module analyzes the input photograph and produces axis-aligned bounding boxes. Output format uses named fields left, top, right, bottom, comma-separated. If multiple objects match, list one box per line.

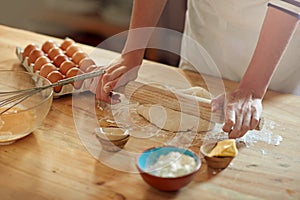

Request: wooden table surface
left=0, top=25, right=300, bottom=200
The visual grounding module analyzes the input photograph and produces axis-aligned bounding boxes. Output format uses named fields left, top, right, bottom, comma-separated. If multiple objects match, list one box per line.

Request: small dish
left=136, top=146, right=201, bottom=191
left=95, top=127, right=130, bottom=152
left=200, top=142, right=235, bottom=169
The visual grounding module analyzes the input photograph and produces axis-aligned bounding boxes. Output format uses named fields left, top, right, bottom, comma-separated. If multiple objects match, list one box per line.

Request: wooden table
left=0, top=25, right=300, bottom=199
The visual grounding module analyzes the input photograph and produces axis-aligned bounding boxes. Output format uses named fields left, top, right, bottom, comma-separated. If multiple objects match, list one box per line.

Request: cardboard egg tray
left=15, top=39, right=97, bottom=97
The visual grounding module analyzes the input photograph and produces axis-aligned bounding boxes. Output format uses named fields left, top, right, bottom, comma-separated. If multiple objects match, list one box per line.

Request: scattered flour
left=204, top=119, right=283, bottom=147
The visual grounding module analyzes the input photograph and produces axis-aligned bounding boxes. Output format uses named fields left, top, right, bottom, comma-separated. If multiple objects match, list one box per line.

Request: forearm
left=239, top=6, right=298, bottom=98
left=123, top=0, right=168, bottom=55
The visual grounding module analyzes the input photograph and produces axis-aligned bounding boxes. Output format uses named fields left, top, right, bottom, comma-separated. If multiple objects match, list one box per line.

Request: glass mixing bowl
left=0, top=70, right=53, bottom=145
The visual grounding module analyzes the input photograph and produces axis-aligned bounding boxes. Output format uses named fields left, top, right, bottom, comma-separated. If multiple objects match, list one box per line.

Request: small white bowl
left=95, top=127, right=130, bottom=152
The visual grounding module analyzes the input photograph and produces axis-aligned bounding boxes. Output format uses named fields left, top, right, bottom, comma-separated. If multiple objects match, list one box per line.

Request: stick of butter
left=208, top=139, right=238, bottom=157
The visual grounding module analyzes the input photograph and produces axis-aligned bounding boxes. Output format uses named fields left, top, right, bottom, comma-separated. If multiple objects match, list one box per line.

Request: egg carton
left=15, top=46, right=91, bottom=98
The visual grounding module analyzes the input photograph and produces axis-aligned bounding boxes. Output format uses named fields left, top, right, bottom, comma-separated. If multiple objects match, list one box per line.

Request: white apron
left=180, top=0, right=300, bottom=95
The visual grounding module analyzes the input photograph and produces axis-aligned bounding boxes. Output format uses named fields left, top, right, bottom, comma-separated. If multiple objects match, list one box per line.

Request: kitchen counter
left=0, top=25, right=300, bottom=199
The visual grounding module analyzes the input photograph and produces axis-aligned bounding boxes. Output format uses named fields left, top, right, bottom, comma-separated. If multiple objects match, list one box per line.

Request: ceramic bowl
left=136, top=146, right=201, bottom=191
left=0, top=70, right=53, bottom=145
left=95, top=127, right=130, bottom=152
left=200, top=142, right=234, bottom=169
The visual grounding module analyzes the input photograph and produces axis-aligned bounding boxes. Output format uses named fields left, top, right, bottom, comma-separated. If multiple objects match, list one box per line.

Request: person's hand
left=212, top=89, right=262, bottom=138
left=90, top=51, right=144, bottom=104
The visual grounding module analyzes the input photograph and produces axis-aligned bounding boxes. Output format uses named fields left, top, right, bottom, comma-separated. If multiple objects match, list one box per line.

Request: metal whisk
left=0, top=69, right=105, bottom=115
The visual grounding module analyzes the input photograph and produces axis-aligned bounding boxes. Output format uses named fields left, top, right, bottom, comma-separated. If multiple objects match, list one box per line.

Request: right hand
left=211, top=89, right=262, bottom=139
left=89, top=51, right=144, bottom=104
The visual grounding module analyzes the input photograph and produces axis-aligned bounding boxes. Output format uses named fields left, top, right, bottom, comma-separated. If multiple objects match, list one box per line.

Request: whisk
left=0, top=69, right=105, bottom=115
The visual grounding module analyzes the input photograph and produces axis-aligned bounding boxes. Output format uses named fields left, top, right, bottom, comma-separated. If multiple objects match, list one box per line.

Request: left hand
left=87, top=51, right=143, bottom=104
left=212, top=89, right=263, bottom=138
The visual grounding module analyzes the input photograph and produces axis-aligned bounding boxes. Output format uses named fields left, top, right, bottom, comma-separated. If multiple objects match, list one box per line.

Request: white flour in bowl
left=146, top=151, right=197, bottom=178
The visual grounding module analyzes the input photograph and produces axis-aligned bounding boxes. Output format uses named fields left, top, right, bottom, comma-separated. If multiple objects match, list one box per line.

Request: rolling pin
left=124, top=81, right=223, bottom=123
left=124, top=81, right=263, bottom=130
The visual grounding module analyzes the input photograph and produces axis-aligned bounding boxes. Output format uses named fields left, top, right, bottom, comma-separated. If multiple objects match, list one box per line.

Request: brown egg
left=39, top=63, right=57, bottom=78
left=47, top=71, right=64, bottom=93
left=66, top=67, right=84, bottom=89
left=60, top=38, right=75, bottom=51
left=42, top=40, right=57, bottom=53
left=33, top=55, right=51, bottom=72
left=48, top=47, right=64, bottom=60
left=59, top=60, right=76, bottom=75
left=65, top=44, right=81, bottom=57
left=28, top=49, right=44, bottom=65
left=53, top=54, right=69, bottom=68
left=23, top=43, right=38, bottom=59
left=72, top=50, right=88, bottom=64
left=78, top=57, right=96, bottom=72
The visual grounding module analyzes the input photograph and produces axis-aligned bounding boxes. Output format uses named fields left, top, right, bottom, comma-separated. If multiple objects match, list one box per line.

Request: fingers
left=93, top=65, right=139, bottom=104
left=228, top=104, right=252, bottom=139
left=250, top=110, right=260, bottom=130
left=85, top=66, right=104, bottom=93
left=102, top=66, right=130, bottom=93
left=95, top=77, right=120, bottom=104
left=250, top=99, right=262, bottom=129
left=222, top=107, right=235, bottom=132
left=97, top=66, right=131, bottom=104
left=241, top=105, right=252, bottom=132
left=99, top=66, right=128, bottom=103
left=211, top=94, right=225, bottom=112
left=104, top=66, right=127, bottom=82
left=222, top=91, right=263, bottom=139
left=86, top=65, right=124, bottom=104
left=87, top=51, right=143, bottom=104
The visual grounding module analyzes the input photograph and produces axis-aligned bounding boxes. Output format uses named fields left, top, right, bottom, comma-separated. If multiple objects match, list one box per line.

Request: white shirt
left=180, top=0, right=300, bottom=95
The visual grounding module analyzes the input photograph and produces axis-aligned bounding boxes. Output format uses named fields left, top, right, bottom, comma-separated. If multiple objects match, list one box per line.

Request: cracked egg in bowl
left=0, top=70, right=53, bottom=145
